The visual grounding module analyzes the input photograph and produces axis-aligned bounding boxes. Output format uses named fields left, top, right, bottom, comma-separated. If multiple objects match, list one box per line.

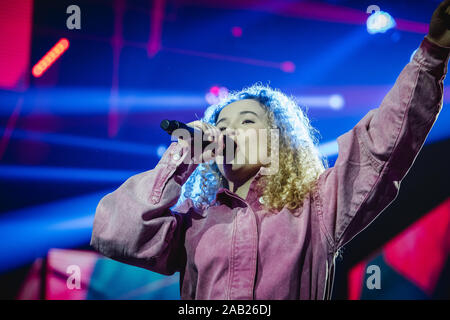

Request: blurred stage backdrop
left=0, top=0, right=449, bottom=299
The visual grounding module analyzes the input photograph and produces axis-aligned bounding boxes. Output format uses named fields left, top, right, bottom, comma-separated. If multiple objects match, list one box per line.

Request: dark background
left=0, top=0, right=448, bottom=299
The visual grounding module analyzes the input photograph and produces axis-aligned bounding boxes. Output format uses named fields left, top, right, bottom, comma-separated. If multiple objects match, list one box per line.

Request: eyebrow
left=216, top=111, right=259, bottom=125
left=240, top=111, right=259, bottom=117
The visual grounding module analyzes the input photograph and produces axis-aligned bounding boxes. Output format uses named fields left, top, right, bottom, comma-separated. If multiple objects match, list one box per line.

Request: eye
left=219, top=127, right=226, bottom=131
left=242, top=119, right=255, bottom=124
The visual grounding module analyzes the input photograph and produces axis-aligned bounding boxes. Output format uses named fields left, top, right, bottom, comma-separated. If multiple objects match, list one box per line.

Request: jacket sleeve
left=315, top=37, right=450, bottom=251
left=90, top=141, right=198, bottom=275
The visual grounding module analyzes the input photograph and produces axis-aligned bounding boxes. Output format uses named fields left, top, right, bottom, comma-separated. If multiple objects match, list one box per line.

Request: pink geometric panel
left=383, top=199, right=450, bottom=296
left=347, top=260, right=366, bottom=300
left=0, top=0, right=33, bottom=91
left=45, top=249, right=99, bottom=300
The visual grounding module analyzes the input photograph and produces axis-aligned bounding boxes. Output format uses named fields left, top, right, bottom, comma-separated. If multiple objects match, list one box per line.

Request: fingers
left=185, top=120, right=224, bottom=162
left=187, top=120, right=205, bottom=132
left=442, top=0, right=450, bottom=6
left=439, top=0, right=450, bottom=12
left=202, top=123, right=223, bottom=161
left=187, top=121, right=219, bottom=141
left=202, top=149, right=215, bottom=163
left=202, top=123, right=219, bottom=141
left=177, top=137, right=189, bottom=148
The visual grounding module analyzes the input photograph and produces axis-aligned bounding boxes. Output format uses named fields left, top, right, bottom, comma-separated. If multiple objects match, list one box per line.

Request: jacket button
left=172, top=153, right=181, bottom=161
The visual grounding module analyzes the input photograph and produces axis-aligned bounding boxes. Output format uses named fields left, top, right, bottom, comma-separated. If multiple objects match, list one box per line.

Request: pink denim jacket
left=90, top=37, right=449, bottom=300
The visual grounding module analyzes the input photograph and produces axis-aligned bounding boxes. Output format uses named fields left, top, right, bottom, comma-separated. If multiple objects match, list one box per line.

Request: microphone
left=160, top=119, right=209, bottom=148
left=160, top=119, right=200, bottom=137
left=160, top=119, right=236, bottom=161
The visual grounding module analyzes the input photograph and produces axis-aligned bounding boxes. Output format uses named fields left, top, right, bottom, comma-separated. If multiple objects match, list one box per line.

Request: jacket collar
left=174, top=166, right=267, bottom=214
left=212, top=166, right=266, bottom=208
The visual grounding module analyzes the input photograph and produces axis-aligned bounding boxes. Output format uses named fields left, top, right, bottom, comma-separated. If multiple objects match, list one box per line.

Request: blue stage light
left=0, top=164, right=138, bottom=182
left=0, top=191, right=110, bottom=272
left=156, top=145, right=167, bottom=157
left=0, top=126, right=161, bottom=157
left=367, top=11, right=396, bottom=35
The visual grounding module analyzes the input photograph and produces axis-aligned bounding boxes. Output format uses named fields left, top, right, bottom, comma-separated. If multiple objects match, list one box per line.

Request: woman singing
left=90, top=1, right=450, bottom=299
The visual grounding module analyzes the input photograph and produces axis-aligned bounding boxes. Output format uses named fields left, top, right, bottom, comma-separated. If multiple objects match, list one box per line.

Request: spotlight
left=231, top=26, right=242, bottom=37
left=329, top=94, right=345, bottom=110
left=205, top=86, right=229, bottom=105
left=156, top=145, right=167, bottom=157
left=367, top=11, right=396, bottom=35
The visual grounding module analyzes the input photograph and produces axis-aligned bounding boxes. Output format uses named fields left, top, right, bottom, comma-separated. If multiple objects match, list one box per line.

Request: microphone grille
left=160, top=119, right=170, bottom=131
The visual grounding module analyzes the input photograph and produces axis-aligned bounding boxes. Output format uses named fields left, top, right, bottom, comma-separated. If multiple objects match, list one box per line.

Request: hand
left=427, top=0, right=450, bottom=47
left=177, top=120, right=225, bottom=164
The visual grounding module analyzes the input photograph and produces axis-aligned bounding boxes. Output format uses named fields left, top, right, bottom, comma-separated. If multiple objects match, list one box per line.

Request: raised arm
left=90, top=141, right=198, bottom=275
left=315, top=4, right=450, bottom=251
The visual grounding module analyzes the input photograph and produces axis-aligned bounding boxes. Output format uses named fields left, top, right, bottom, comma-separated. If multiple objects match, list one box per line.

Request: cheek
left=254, top=130, right=269, bottom=153
left=243, top=131, right=268, bottom=163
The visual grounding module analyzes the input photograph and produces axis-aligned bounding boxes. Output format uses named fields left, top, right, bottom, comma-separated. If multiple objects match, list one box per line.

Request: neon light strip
left=32, top=38, right=69, bottom=78
left=148, top=0, right=165, bottom=57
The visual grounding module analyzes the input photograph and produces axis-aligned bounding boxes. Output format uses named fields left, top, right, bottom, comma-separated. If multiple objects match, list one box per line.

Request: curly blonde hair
left=174, top=83, right=329, bottom=214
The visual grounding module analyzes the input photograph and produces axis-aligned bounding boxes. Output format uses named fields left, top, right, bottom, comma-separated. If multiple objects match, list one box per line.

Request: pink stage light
left=280, top=61, right=295, bottom=73
left=206, top=86, right=229, bottom=105
left=32, top=38, right=69, bottom=78
left=210, top=86, right=220, bottom=95
left=231, top=26, right=243, bottom=37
